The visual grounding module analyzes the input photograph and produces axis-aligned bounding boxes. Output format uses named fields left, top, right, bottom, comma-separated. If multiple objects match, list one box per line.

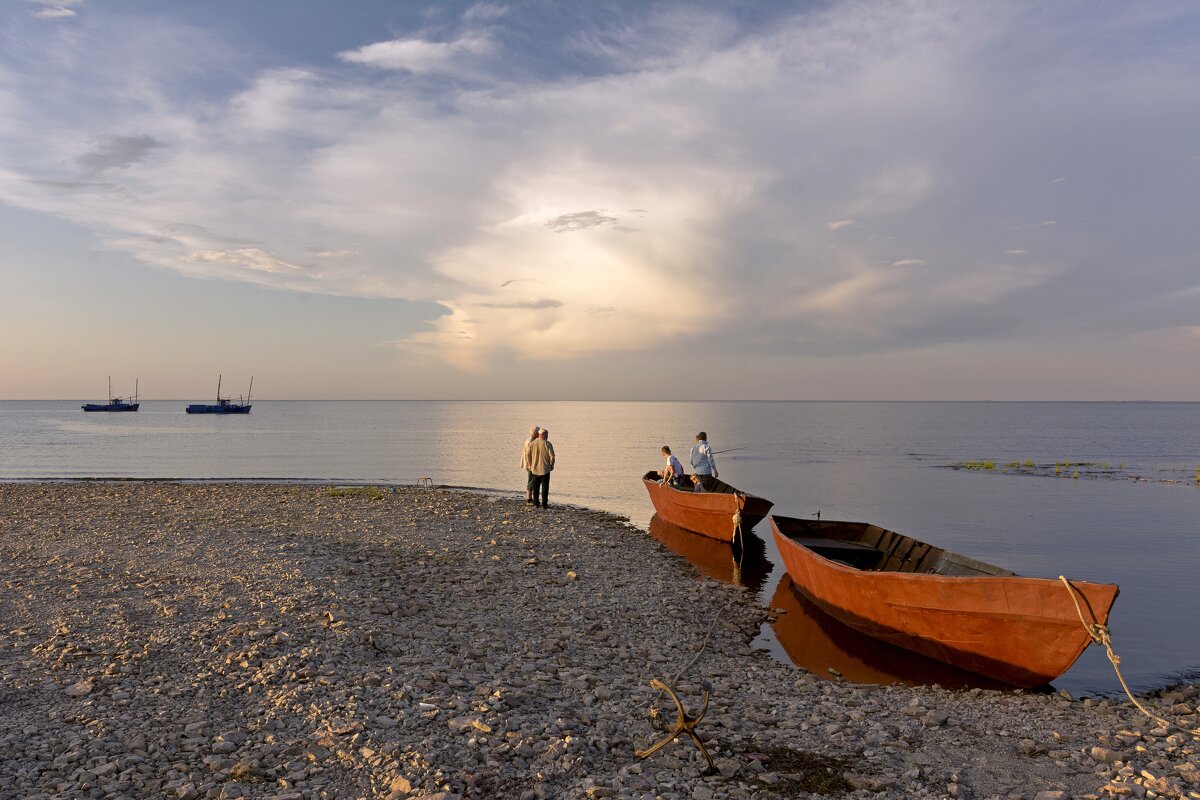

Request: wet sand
left=0, top=483, right=1196, bottom=800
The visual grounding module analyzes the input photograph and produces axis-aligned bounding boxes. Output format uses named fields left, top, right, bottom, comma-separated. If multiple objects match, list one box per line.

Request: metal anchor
left=635, top=678, right=716, bottom=773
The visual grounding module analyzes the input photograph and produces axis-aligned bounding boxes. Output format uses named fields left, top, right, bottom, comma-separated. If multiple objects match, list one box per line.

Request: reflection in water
left=647, top=514, right=772, bottom=594
left=764, top=575, right=1014, bottom=690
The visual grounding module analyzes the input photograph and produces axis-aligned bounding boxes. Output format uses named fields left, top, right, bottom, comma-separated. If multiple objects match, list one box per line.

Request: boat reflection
left=766, top=575, right=1015, bottom=690
left=648, top=514, right=772, bottom=593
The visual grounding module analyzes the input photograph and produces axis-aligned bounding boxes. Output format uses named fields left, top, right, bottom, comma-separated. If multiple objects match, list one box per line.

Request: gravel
left=0, top=482, right=1196, bottom=800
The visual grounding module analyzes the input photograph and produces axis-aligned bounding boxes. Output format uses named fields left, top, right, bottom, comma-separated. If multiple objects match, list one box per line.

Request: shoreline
left=1, top=482, right=1196, bottom=800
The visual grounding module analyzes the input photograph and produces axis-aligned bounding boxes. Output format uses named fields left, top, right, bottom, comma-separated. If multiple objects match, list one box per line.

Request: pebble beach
left=0, top=483, right=1196, bottom=800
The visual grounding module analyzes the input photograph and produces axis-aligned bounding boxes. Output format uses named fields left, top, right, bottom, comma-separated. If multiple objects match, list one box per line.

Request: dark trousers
left=526, top=470, right=536, bottom=496
left=531, top=473, right=550, bottom=507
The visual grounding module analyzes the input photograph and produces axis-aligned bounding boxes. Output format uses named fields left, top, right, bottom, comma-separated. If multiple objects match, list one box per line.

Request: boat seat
left=791, top=537, right=883, bottom=569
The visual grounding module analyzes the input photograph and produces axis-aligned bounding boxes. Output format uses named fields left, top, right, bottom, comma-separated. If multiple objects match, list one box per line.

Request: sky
left=0, top=0, right=1197, bottom=400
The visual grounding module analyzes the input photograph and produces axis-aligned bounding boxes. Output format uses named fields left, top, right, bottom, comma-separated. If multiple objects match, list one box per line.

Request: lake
left=1, top=399, right=1196, bottom=695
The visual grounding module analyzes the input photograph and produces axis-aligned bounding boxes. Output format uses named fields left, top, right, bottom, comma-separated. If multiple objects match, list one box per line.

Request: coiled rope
left=1059, top=576, right=1199, bottom=735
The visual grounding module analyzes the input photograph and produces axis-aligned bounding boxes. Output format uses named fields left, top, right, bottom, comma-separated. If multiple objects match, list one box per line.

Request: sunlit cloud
left=28, top=0, right=82, bottom=20
left=892, top=258, right=926, bottom=267
left=338, top=33, right=493, bottom=74
left=184, top=248, right=305, bottom=274
left=827, top=219, right=856, bottom=231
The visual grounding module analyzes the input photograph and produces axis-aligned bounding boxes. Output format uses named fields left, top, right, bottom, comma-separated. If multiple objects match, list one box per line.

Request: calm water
left=1, top=400, right=1197, bottom=694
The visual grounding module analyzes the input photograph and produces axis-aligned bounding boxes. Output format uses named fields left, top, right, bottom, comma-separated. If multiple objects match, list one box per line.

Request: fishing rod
left=711, top=446, right=753, bottom=455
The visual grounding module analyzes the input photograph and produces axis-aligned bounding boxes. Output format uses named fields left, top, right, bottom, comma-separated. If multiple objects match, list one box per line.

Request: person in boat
left=521, top=425, right=541, bottom=504
left=690, top=474, right=705, bottom=492
left=658, top=446, right=686, bottom=487
left=689, top=431, right=719, bottom=490
left=525, top=428, right=555, bottom=509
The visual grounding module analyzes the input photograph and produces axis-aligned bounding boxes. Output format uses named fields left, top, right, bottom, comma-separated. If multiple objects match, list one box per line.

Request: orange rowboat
left=770, top=514, right=1119, bottom=687
left=641, top=472, right=773, bottom=542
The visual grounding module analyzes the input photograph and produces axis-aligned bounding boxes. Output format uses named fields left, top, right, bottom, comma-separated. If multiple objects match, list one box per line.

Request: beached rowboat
left=641, top=472, right=773, bottom=542
left=770, top=514, right=1119, bottom=687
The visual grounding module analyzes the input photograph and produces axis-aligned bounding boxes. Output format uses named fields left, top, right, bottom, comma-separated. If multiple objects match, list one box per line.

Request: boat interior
left=774, top=516, right=1016, bottom=577
left=642, top=471, right=740, bottom=494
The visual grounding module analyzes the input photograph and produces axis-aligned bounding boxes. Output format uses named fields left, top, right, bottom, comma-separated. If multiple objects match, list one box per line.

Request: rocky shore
left=0, top=483, right=1196, bottom=800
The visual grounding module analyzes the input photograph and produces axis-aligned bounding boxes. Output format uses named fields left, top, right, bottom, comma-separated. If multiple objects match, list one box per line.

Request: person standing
left=689, top=431, right=718, bottom=490
left=521, top=425, right=540, bottom=504
left=525, top=428, right=556, bottom=508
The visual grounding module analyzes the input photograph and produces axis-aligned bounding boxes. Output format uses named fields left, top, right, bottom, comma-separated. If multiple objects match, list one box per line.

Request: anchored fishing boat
left=185, top=375, right=252, bottom=414
left=641, top=472, right=773, bottom=542
left=770, top=514, right=1119, bottom=687
left=82, top=377, right=140, bottom=412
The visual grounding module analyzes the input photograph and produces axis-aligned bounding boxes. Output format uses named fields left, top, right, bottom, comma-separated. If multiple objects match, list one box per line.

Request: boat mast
left=247, top=377, right=253, bottom=405
left=217, top=374, right=222, bottom=403
left=108, top=376, right=113, bottom=403
left=134, top=378, right=139, bottom=404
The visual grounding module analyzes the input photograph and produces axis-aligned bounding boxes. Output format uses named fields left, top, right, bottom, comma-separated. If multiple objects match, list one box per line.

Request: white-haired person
left=521, top=425, right=540, bottom=504
left=525, top=428, right=556, bottom=509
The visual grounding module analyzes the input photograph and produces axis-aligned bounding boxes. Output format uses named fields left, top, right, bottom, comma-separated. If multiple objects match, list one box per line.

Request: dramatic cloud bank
left=1, top=0, right=1198, bottom=376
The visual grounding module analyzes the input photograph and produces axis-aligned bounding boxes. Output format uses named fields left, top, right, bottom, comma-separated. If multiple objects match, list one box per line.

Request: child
left=691, top=474, right=705, bottom=493
left=659, top=446, right=685, bottom=486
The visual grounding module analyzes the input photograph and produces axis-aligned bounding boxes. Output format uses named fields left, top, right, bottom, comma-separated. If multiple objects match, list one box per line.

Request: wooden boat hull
left=642, top=473, right=773, bottom=542
left=770, top=515, right=1119, bottom=687
left=768, top=575, right=1012, bottom=690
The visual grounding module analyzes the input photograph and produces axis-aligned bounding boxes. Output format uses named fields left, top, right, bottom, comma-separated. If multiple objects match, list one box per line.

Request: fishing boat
left=769, top=514, right=1119, bottom=687
left=641, top=471, right=773, bottom=542
left=82, top=377, right=140, bottom=412
left=185, top=375, right=252, bottom=414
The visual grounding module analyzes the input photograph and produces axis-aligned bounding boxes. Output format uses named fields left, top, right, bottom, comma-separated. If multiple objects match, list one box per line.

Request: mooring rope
left=1058, top=576, right=1199, bottom=735
left=637, top=512, right=752, bottom=771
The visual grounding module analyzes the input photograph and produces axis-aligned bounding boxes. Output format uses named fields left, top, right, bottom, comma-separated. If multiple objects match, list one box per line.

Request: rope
left=731, top=510, right=745, bottom=585
left=638, top=511, right=754, bottom=770
left=1058, top=576, right=1199, bottom=735
left=666, top=603, right=726, bottom=690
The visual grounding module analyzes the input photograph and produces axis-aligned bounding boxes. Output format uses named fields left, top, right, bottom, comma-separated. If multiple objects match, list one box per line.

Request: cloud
left=1, top=0, right=1199, bottom=373
left=28, top=0, right=83, bottom=19
left=545, top=210, right=619, bottom=233
left=183, top=248, right=304, bottom=274
left=337, top=33, right=492, bottom=74
left=480, top=298, right=563, bottom=310
left=464, top=3, right=508, bottom=23
left=74, top=135, right=165, bottom=175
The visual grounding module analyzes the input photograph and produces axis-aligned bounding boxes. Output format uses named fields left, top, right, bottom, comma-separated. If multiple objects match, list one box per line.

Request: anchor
left=635, top=678, right=716, bottom=773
